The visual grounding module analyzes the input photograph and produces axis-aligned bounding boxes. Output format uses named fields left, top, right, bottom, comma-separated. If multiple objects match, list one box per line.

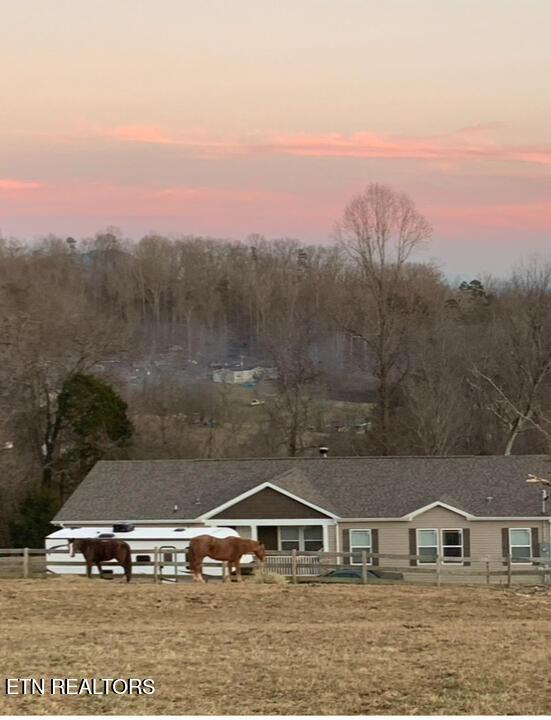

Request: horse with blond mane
left=187, top=535, right=266, bottom=582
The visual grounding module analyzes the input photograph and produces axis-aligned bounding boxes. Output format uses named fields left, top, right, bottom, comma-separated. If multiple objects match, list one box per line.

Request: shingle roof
left=53, top=455, right=551, bottom=522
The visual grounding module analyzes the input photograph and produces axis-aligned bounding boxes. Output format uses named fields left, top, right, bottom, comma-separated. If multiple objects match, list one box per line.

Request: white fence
left=266, top=553, right=320, bottom=576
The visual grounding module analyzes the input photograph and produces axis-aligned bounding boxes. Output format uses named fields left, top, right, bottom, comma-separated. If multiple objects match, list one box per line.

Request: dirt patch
left=0, top=578, right=550, bottom=715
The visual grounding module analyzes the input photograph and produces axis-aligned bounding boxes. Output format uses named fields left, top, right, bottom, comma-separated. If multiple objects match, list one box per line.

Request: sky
left=1, top=0, right=550, bottom=277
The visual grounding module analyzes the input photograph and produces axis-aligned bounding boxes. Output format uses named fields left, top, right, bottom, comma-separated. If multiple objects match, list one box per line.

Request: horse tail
left=187, top=543, right=200, bottom=574
left=122, top=542, right=132, bottom=582
left=187, top=544, right=195, bottom=572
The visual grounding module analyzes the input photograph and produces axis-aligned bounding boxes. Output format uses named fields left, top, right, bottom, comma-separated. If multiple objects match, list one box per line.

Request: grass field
left=0, top=577, right=550, bottom=715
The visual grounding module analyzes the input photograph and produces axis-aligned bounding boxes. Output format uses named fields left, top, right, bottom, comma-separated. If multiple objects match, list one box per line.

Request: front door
left=257, top=526, right=278, bottom=550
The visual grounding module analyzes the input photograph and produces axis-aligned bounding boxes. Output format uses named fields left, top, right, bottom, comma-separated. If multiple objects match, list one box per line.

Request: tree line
left=2, top=183, right=551, bottom=543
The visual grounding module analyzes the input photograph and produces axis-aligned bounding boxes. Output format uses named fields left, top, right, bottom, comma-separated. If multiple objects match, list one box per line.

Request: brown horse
left=70, top=538, right=132, bottom=582
left=187, top=535, right=266, bottom=583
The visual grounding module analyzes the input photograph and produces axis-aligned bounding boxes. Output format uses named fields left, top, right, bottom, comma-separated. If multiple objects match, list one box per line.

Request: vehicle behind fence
left=2, top=547, right=551, bottom=586
left=265, top=550, right=551, bottom=586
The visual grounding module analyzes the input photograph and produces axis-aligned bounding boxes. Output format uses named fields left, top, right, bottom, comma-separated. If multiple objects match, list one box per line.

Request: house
left=52, top=455, right=551, bottom=574
left=211, top=366, right=278, bottom=384
left=258, top=367, right=278, bottom=381
left=212, top=367, right=258, bottom=384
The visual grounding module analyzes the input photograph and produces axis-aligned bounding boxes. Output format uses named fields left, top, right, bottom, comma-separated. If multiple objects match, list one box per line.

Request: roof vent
left=319, top=446, right=329, bottom=458
left=486, top=496, right=493, bottom=503
left=112, top=522, right=134, bottom=533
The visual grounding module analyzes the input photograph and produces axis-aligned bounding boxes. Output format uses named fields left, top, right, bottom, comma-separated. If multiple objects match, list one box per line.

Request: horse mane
left=238, top=537, right=261, bottom=547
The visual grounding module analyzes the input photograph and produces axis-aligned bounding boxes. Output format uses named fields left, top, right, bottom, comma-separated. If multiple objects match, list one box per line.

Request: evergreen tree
left=9, top=491, right=61, bottom=548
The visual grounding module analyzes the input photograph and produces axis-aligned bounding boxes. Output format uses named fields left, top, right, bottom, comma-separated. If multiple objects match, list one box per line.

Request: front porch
left=205, top=519, right=333, bottom=553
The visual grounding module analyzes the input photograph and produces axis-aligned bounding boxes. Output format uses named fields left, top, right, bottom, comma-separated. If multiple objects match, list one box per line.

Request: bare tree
left=260, top=247, right=325, bottom=456
left=399, top=317, right=470, bottom=455
left=335, top=183, right=432, bottom=454
left=470, top=259, right=551, bottom=454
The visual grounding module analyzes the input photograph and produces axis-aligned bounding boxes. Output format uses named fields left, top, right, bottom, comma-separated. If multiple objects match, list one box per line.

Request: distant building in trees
left=211, top=366, right=278, bottom=384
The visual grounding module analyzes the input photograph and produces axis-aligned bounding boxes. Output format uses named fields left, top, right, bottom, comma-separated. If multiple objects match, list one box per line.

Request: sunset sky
left=1, top=0, right=550, bottom=276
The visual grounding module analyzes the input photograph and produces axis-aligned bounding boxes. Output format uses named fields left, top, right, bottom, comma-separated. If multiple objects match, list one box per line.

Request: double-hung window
left=349, top=530, right=372, bottom=565
left=303, top=526, right=323, bottom=551
left=417, top=529, right=438, bottom=564
left=417, top=529, right=464, bottom=564
left=280, top=527, right=300, bottom=551
left=509, top=528, right=532, bottom=564
left=441, top=529, right=463, bottom=563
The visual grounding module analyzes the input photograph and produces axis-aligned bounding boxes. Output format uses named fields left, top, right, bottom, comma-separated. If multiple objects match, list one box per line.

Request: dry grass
left=250, top=569, right=288, bottom=584
left=1, top=577, right=551, bottom=715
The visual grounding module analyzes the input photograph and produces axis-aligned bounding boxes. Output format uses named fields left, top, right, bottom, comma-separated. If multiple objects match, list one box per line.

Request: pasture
left=0, top=578, right=549, bottom=715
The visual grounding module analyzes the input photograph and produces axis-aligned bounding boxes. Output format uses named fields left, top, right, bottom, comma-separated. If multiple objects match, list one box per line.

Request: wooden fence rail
left=1, top=547, right=550, bottom=586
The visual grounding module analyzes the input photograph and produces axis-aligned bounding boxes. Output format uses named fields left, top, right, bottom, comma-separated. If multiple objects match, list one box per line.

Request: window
left=509, top=528, right=532, bottom=564
left=416, top=529, right=464, bottom=564
left=279, top=526, right=324, bottom=551
left=417, top=529, right=438, bottom=564
left=303, top=526, right=323, bottom=551
left=136, top=554, right=150, bottom=563
left=163, top=552, right=174, bottom=563
left=350, top=529, right=372, bottom=565
left=441, top=529, right=463, bottom=563
left=280, top=527, right=300, bottom=551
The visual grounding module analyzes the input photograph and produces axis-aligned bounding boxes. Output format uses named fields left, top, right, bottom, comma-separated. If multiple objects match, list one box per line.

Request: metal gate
left=159, top=545, right=179, bottom=582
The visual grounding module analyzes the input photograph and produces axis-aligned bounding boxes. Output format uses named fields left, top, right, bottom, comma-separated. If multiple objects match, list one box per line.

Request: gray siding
left=327, top=524, right=337, bottom=553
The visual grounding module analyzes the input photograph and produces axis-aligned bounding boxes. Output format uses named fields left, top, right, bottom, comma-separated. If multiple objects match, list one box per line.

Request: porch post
left=322, top=524, right=329, bottom=552
left=250, top=525, right=258, bottom=541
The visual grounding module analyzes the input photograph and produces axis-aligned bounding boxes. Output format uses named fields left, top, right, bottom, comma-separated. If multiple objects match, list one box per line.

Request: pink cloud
left=109, top=125, right=177, bottom=145
left=2, top=177, right=549, bottom=245
left=153, top=185, right=274, bottom=203
left=261, top=132, right=551, bottom=166
left=98, top=125, right=551, bottom=167
left=0, top=178, right=42, bottom=191
left=103, top=125, right=242, bottom=158
left=0, top=180, right=319, bottom=223
left=0, top=180, right=347, bottom=243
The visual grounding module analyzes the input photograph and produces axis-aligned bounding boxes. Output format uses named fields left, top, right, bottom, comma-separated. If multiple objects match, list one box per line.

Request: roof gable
left=203, top=482, right=336, bottom=520
left=404, top=501, right=474, bottom=521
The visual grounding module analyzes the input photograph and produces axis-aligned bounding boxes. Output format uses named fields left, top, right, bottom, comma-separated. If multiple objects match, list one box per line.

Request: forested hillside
left=2, top=185, right=550, bottom=541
